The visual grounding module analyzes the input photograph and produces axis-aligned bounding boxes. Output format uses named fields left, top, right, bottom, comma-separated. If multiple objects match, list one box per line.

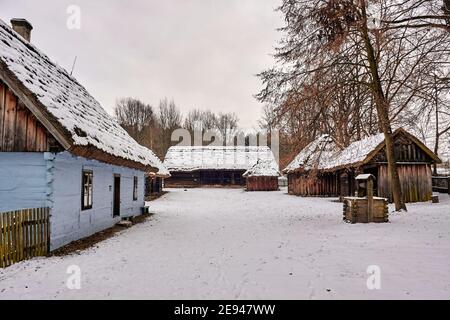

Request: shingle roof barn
left=0, top=19, right=166, bottom=172
left=164, top=146, right=278, bottom=172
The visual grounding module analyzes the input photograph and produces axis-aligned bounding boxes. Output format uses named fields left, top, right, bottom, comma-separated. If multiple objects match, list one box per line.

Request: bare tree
left=158, top=98, right=182, bottom=155
left=182, top=109, right=239, bottom=146
left=114, top=97, right=158, bottom=150
left=257, top=0, right=450, bottom=211
left=216, top=112, right=239, bottom=145
left=381, top=0, right=450, bottom=32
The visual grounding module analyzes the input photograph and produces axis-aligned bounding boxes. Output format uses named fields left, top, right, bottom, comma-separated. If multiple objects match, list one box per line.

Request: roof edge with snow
left=0, top=19, right=164, bottom=172
left=243, top=159, right=281, bottom=177
left=284, top=128, right=441, bottom=174
left=164, top=146, right=279, bottom=172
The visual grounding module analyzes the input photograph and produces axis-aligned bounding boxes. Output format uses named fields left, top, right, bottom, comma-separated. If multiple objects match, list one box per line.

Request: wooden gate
left=0, top=208, right=50, bottom=268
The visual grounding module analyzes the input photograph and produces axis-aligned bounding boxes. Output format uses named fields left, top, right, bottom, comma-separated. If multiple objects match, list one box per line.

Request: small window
left=82, top=170, right=93, bottom=210
left=133, top=176, right=138, bottom=201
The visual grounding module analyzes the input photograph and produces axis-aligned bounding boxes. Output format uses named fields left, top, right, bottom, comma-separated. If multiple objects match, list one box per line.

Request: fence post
left=0, top=213, right=4, bottom=268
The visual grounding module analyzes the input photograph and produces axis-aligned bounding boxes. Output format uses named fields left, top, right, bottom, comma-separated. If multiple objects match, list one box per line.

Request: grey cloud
left=2, top=0, right=283, bottom=128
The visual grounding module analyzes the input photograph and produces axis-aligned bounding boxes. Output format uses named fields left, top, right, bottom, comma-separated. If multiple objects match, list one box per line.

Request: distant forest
left=114, top=97, right=256, bottom=159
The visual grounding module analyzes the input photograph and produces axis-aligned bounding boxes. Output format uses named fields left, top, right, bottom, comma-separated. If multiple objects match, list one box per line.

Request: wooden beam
left=3, top=88, right=17, bottom=151
left=70, top=145, right=159, bottom=172
left=0, top=82, right=5, bottom=151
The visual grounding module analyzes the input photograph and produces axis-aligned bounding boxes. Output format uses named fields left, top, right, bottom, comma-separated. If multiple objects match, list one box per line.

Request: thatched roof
left=164, top=146, right=278, bottom=172
left=0, top=19, right=166, bottom=172
left=243, top=159, right=281, bottom=177
left=283, top=135, right=340, bottom=173
left=284, top=128, right=441, bottom=173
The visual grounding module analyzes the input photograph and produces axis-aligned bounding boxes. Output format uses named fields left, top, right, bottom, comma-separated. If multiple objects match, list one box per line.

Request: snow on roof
left=148, top=155, right=171, bottom=178
left=329, top=133, right=385, bottom=169
left=283, top=135, right=340, bottom=173
left=355, top=173, right=375, bottom=180
left=243, top=159, right=281, bottom=177
left=284, top=133, right=386, bottom=173
left=0, top=19, right=165, bottom=171
left=163, top=146, right=278, bottom=172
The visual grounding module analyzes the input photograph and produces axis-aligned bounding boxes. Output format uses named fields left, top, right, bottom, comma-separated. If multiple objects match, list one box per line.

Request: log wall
left=0, top=81, right=51, bottom=152
left=343, top=198, right=389, bottom=223
left=246, top=176, right=278, bottom=191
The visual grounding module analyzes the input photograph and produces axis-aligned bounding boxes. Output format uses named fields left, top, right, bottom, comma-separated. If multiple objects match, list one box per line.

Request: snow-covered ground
left=1, top=188, right=449, bottom=299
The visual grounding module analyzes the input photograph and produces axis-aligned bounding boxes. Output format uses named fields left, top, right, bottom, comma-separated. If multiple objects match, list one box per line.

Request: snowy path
left=1, top=188, right=450, bottom=299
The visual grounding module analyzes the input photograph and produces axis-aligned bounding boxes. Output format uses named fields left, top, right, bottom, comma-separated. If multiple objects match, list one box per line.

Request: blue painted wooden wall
left=1, top=151, right=146, bottom=250
left=0, top=153, right=49, bottom=211
left=49, top=152, right=145, bottom=250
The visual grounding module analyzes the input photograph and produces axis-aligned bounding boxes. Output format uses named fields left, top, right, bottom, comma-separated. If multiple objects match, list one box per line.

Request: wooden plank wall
left=378, top=164, right=432, bottom=203
left=165, top=170, right=246, bottom=188
left=0, top=81, right=50, bottom=152
left=431, top=176, right=450, bottom=194
left=0, top=207, right=50, bottom=268
left=199, top=170, right=246, bottom=186
left=343, top=198, right=388, bottom=223
left=288, top=172, right=339, bottom=196
left=164, top=171, right=201, bottom=188
left=246, top=176, right=278, bottom=191
left=145, top=177, right=163, bottom=195
left=339, top=170, right=357, bottom=198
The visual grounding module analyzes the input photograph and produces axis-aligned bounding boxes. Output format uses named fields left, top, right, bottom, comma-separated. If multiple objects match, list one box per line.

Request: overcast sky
left=2, top=0, right=283, bottom=128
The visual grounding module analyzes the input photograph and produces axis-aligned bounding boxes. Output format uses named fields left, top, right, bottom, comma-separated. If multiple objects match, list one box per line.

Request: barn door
left=113, top=175, right=121, bottom=217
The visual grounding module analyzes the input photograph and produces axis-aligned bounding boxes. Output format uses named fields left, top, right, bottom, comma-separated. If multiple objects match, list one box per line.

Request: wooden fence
left=432, top=176, right=450, bottom=194
left=0, top=208, right=50, bottom=268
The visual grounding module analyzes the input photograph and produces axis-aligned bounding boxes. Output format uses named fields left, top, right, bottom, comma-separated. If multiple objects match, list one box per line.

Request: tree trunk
left=434, top=75, right=439, bottom=175
left=359, top=0, right=407, bottom=211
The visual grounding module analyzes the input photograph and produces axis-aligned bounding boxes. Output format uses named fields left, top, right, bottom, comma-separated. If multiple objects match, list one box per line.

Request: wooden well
left=343, top=197, right=389, bottom=223
left=343, top=174, right=389, bottom=223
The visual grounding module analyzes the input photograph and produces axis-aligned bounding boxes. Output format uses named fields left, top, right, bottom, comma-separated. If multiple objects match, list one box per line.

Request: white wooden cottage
left=0, top=18, right=169, bottom=253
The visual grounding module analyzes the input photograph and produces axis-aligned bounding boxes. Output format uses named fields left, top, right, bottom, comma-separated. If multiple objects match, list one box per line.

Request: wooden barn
left=243, top=159, right=280, bottom=191
left=0, top=18, right=168, bottom=263
left=284, top=128, right=441, bottom=203
left=163, top=146, right=278, bottom=188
